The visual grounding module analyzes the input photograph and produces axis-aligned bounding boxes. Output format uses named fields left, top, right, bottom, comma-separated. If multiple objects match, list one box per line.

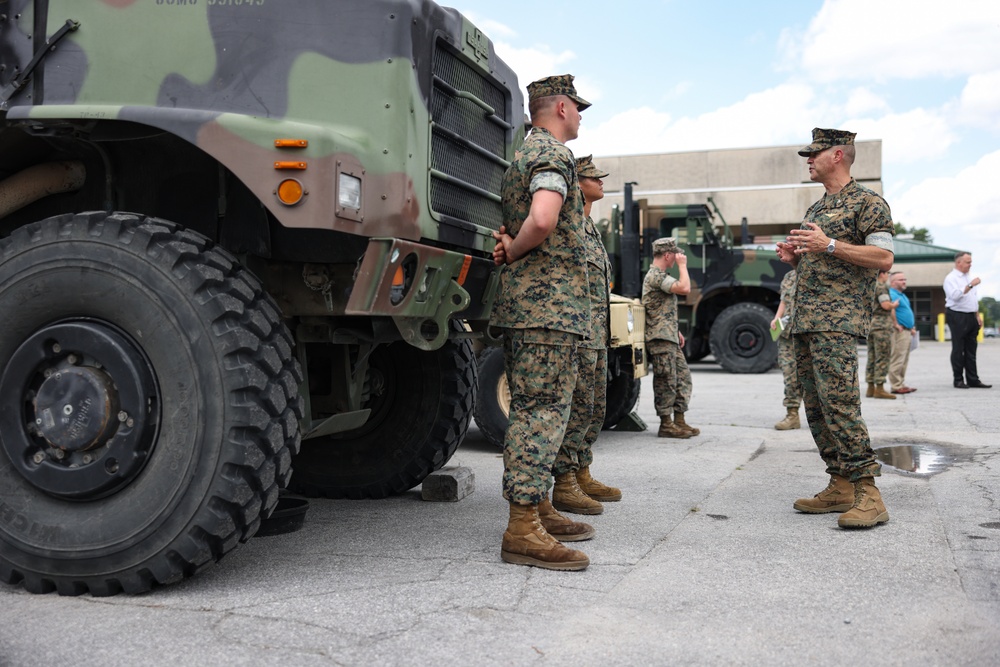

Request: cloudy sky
left=451, top=0, right=1000, bottom=299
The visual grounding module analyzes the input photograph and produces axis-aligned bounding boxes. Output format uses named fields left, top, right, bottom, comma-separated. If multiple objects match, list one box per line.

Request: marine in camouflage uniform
left=490, top=74, right=593, bottom=570
left=551, top=155, right=622, bottom=515
left=864, top=270, right=897, bottom=399
left=778, top=128, right=895, bottom=529
left=772, top=269, right=802, bottom=429
left=642, top=237, right=699, bottom=439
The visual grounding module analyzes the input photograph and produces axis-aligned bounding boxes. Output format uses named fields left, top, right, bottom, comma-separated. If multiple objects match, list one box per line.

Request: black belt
left=946, top=308, right=976, bottom=314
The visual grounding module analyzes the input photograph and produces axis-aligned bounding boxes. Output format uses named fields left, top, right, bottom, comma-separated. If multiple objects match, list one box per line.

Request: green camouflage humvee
left=605, top=187, right=791, bottom=374
left=0, top=0, right=521, bottom=595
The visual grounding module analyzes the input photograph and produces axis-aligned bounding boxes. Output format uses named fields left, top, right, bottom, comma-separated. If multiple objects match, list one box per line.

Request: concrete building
left=589, top=141, right=959, bottom=338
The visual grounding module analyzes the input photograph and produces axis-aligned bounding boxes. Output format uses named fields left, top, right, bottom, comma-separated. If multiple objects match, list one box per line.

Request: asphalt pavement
left=2, top=339, right=998, bottom=666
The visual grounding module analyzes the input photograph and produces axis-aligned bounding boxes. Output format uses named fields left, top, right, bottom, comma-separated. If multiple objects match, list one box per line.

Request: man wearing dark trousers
left=944, top=251, right=991, bottom=389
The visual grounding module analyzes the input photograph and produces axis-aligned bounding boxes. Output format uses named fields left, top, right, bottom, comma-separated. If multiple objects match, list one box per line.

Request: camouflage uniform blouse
left=642, top=265, right=679, bottom=344
left=790, top=179, right=894, bottom=337
left=870, top=279, right=894, bottom=332
left=491, top=128, right=590, bottom=336
left=778, top=270, right=796, bottom=340
left=582, top=215, right=612, bottom=349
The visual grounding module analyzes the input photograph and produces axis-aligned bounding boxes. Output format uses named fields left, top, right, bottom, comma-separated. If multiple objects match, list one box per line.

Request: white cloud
left=844, top=87, right=890, bottom=117
left=489, top=41, right=579, bottom=94
left=578, top=84, right=818, bottom=156
left=843, top=108, right=957, bottom=164
left=958, top=71, right=1000, bottom=132
left=894, top=150, right=1000, bottom=298
left=789, top=0, right=1000, bottom=82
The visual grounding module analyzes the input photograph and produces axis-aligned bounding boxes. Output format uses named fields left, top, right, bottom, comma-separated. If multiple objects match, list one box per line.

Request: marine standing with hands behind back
left=490, top=74, right=593, bottom=571
left=642, top=237, right=700, bottom=439
left=549, top=155, right=623, bottom=517
left=776, top=128, right=895, bottom=529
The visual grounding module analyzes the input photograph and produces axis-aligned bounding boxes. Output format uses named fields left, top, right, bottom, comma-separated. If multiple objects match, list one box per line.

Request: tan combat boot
left=538, top=495, right=595, bottom=541
left=793, top=474, right=854, bottom=513
left=553, top=471, right=604, bottom=515
left=865, top=382, right=875, bottom=397
left=501, top=503, right=590, bottom=570
left=658, top=415, right=692, bottom=439
left=774, top=408, right=801, bottom=430
left=576, top=466, right=622, bottom=502
left=873, top=385, right=897, bottom=400
left=673, top=412, right=700, bottom=436
left=838, top=478, right=890, bottom=528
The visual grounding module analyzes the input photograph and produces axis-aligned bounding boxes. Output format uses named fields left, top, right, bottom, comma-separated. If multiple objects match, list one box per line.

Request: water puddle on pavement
left=873, top=443, right=975, bottom=476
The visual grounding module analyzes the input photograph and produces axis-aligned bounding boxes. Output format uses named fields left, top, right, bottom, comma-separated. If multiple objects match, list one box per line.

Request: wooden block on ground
left=421, top=466, right=475, bottom=502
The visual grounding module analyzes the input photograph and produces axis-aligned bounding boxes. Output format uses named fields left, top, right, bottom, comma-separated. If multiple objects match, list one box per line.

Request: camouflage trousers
left=501, top=328, right=579, bottom=504
left=793, top=332, right=880, bottom=481
left=777, top=336, right=801, bottom=409
left=553, top=346, right=608, bottom=476
left=865, top=328, right=892, bottom=385
left=648, top=339, right=691, bottom=417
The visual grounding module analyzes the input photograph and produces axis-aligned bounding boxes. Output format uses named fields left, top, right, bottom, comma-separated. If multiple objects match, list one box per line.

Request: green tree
left=893, top=223, right=934, bottom=243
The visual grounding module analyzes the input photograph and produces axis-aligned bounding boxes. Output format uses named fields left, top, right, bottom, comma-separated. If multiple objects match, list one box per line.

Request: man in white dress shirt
left=943, top=251, right=991, bottom=389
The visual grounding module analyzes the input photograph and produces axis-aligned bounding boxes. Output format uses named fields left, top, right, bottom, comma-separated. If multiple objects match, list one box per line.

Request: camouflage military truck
left=606, top=185, right=790, bottom=374
left=473, top=294, right=646, bottom=448
left=0, top=0, right=521, bottom=595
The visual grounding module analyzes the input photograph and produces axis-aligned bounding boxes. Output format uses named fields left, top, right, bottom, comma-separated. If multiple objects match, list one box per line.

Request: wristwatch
left=825, top=238, right=836, bottom=254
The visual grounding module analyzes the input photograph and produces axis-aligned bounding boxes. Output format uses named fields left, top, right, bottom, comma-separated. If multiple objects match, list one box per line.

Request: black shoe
left=954, top=381, right=969, bottom=389
left=968, top=381, right=992, bottom=388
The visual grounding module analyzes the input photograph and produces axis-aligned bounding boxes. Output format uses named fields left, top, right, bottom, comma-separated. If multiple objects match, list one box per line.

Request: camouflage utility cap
left=798, top=128, right=857, bottom=156
left=653, top=237, right=679, bottom=254
left=576, top=155, right=609, bottom=179
left=527, top=74, right=591, bottom=111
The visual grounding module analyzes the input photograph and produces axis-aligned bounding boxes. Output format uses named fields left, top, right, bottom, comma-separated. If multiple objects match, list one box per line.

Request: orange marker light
left=392, top=265, right=405, bottom=287
left=274, top=161, right=307, bottom=170
left=275, top=139, right=308, bottom=148
left=457, top=255, right=472, bottom=286
left=276, top=179, right=304, bottom=206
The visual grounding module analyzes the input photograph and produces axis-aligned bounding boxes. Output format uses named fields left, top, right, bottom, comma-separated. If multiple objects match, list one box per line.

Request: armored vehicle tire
left=709, top=302, right=778, bottom=374
left=603, top=374, right=641, bottom=429
left=0, top=212, right=303, bottom=596
left=288, top=327, right=477, bottom=499
left=472, top=346, right=508, bottom=449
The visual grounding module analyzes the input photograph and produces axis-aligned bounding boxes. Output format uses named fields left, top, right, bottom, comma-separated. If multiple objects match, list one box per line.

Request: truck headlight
left=627, top=308, right=635, bottom=333
left=338, top=173, right=362, bottom=210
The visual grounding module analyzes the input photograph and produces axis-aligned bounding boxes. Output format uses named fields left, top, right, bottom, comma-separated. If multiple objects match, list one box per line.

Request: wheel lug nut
left=63, top=404, right=73, bottom=416
left=54, top=449, right=66, bottom=460
left=118, top=411, right=128, bottom=422
left=52, top=343, right=62, bottom=354
left=67, top=354, right=78, bottom=364
left=33, top=452, right=45, bottom=464
left=82, top=454, right=92, bottom=464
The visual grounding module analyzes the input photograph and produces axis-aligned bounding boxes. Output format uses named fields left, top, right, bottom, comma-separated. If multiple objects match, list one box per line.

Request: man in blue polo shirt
left=888, top=271, right=917, bottom=394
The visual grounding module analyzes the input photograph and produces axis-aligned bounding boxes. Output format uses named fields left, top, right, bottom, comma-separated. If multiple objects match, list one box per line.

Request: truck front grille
left=430, top=42, right=512, bottom=232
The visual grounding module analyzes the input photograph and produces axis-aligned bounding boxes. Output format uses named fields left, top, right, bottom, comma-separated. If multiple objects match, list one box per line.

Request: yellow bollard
left=937, top=313, right=946, bottom=342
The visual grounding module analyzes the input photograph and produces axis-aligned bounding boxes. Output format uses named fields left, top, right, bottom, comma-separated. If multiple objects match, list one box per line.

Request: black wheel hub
left=0, top=321, right=160, bottom=500
left=730, top=325, right=764, bottom=358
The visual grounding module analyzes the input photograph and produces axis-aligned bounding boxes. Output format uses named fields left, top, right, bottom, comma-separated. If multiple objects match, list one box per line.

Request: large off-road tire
left=603, top=373, right=641, bottom=429
left=708, top=302, right=778, bottom=374
left=472, top=346, right=508, bottom=449
left=0, top=212, right=303, bottom=596
left=288, top=327, right=477, bottom=499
